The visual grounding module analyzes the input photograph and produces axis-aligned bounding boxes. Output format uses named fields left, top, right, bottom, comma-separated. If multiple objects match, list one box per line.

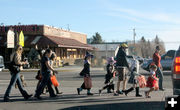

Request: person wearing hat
left=115, top=43, right=130, bottom=94
left=153, top=46, right=164, bottom=91
left=99, top=57, right=118, bottom=96
left=77, top=52, right=94, bottom=95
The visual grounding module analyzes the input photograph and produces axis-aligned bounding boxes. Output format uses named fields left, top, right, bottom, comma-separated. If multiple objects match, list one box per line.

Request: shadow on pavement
left=60, top=101, right=165, bottom=110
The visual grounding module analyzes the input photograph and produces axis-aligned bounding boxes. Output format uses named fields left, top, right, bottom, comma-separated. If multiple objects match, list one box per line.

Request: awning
left=24, top=35, right=93, bottom=50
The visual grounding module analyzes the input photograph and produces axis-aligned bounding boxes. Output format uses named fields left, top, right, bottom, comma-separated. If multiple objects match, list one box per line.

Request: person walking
left=4, top=45, right=32, bottom=102
left=124, top=56, right=142, bottom=97
left=115, top=43, right=130, bottom=94
left=145, top=64, right=159, bottom=98
left=77, top=52, right=94, bottom=95
left=99, top=57, right=118, bottom=96
left=153, top=46, right=164, bottom=91
left=34, top=49, right=58, bottom=99
left=49, top=52, right=62, bottom=94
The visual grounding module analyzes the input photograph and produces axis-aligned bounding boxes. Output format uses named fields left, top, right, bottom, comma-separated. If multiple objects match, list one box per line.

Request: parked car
left=171, top=47, right=180, bottom=95
left=141, top=50, right=176, bottom=71
left=135, top=56, right=144, bottom=64
left=0, top=56, right=5, bottom=71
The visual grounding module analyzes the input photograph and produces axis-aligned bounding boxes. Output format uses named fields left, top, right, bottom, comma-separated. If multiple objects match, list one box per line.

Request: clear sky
left=0, top=0, right=180, bottom=51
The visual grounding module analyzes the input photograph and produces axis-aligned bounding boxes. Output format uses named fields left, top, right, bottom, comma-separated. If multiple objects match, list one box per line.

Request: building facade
left=0, top=25, right=93, bottom=67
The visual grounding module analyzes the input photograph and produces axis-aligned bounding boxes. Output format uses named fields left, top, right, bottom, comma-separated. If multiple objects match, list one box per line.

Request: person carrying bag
left=4, top=45, right=32, bottom=102
left=77, top=52, right=94, bottom=96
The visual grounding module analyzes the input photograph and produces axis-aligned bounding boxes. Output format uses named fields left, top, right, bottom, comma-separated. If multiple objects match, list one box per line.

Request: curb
left=2, top=69, right=79, bottom=73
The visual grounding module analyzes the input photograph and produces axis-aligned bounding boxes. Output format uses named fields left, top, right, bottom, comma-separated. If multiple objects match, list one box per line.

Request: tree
left=154, top=35, right=160, bottom=45
left=91, top=32, right=104, bottom=44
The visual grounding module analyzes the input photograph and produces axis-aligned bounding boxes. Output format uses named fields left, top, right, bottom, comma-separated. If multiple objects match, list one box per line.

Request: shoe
left=136, top=94, right=142, bottom=97
left=159, top=88, right=165, bottom=91
left=144, top=91, right=150, bottom=98
left=146, top=95, right=151, bottom=98
left=50, top=95, right=57, bottom=98
left=124, top=87, right=134, bottom=96
left=34, top=94, right=42, bottom=100
left=24, top=94, right=33, bottom=100
left=77, top=88, right=80, bottom=95
left=135, top=87, right=142, bottom=97
left=3, top=97, right=10, bottom=102
left=57, top=92, right=63, bottom=94
left=122, top=90, right=126, bottom=92
left=99, top=90, right=102, bottom=96
left=116, top=90, right=123, bottom=94
left=107, top=90, right=113, bottom=93
left=87, top=93, right=94, bottom=95
left=114, top=93, right=119, bottom=96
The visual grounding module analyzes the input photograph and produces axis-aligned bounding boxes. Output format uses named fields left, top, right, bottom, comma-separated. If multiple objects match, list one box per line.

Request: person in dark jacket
left=34, top=49, right=58, bottom=99
left=99, top=57, right=118, bottom=96
left=77, top=52, right=94, bottom=95
left=115, top=43, right=130, bottom=94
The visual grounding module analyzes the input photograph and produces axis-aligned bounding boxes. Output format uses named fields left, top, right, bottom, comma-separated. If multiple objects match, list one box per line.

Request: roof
left=90, top=44, right=120, bottom=51
left=24, top=35, right=93, bottom=50
left=0, top=35, right=93, bottom=50
left=45, top=36, right=93, bottom=50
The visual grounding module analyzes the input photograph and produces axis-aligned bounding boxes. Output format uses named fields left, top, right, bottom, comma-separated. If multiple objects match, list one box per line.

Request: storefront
left=0, top=25, right=93, bottom=67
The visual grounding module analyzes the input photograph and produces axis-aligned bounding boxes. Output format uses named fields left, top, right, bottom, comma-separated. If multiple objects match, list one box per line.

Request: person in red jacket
left=153, top=46, right=164, bottom=91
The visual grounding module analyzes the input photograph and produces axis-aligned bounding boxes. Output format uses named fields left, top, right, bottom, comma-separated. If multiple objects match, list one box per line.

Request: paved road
left=0, top=68, right=173, bottom=110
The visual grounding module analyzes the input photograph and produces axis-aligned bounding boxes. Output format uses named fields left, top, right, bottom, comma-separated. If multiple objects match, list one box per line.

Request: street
left=0, top=67, right=173, bottom=110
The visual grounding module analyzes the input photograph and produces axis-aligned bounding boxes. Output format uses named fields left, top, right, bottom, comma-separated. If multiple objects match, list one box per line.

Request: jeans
left=35, top=72, right=55, bottom=97
left=4, top=72, right=28, bottom=98
left=156, top=67, right=164, bottom=89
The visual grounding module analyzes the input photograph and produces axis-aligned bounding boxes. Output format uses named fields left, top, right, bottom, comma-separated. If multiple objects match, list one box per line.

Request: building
left=0, top=25, right=93, bottom=67
left=89, top=42, right=128, bottom=66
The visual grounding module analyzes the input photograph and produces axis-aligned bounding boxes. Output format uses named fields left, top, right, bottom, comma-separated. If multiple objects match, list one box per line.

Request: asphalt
left=0, top=67, right=174, bottom=110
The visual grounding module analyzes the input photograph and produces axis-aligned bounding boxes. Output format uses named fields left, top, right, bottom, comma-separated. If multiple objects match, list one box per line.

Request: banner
left=19, top=31, right=24, bottom=47
left=7, top=29, right=15, bottom=48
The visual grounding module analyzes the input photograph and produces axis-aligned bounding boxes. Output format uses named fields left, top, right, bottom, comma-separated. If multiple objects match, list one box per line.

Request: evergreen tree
left=91, top=32, right=104, bottom=44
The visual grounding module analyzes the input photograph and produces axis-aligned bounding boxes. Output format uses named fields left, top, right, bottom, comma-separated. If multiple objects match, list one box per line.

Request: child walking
left=145, top=64, right=158, bottom=98
left=50, top=52, right=62, bottom=94
left=99, top=57, right=118, bottom=96
left=124, top=56, right=142, bottom=97
left=77, top=52, right=94, bottom=95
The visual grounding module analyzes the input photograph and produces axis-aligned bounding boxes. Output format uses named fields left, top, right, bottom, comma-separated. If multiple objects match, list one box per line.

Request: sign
left=19, top=31, right=24, bottom=47
left=7, top=28, right=15, bottom=48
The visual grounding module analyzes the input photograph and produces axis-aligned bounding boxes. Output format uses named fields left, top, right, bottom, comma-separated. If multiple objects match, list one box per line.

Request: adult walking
left=35, top=49, right=58, bottom=99
left=77, top=52, right=94, bottom=95
left=115, top=43, right=129, bottom=94
left=153, top=46, right=164, bottom=91
left=4, top=45, right=32, bottom=102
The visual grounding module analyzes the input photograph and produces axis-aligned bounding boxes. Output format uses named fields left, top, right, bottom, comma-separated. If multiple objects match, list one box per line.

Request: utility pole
left=133, top=28, right=136, bottom=46
left=67, top=24, right=70, bottom=31
left=133, top=28, right=136, bottom=55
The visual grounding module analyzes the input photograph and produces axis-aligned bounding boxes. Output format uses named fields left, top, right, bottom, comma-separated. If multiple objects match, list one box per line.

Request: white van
left=0, top=56, right=4, bottom=71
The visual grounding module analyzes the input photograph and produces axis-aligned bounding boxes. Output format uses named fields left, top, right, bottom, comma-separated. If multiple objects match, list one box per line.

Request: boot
left=124, top=87, right=134, bottom=96
left=23, top=91, right=33, bottom=100
left=136, top=87, right=142, bottom=97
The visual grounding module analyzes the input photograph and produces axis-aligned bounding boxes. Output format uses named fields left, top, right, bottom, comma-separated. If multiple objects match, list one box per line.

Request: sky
left=0, top=0, right=180, bottom=51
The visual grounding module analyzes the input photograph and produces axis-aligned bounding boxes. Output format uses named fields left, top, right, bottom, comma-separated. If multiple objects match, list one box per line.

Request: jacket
left=115, top=47, right=129, bottom=68
left=79, top=60, right=90, bottom=76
